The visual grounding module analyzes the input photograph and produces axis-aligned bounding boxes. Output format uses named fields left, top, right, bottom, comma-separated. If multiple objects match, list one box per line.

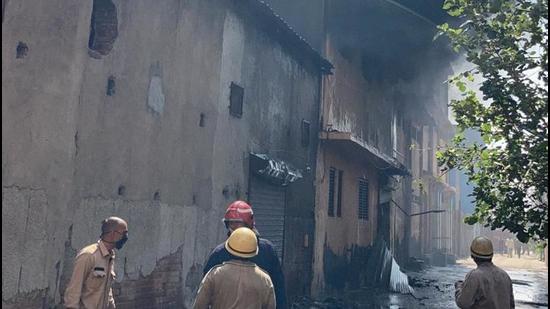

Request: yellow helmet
left=470, top=236, right=494, bottom=259
left=225, top=227, right=258, bottom=258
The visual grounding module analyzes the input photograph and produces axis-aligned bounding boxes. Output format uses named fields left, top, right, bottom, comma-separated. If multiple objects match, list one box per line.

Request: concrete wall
left=2, top=0, right=321, bottom=307
left=322, top=34, right=395, bottom=155
left=212, top=7, right=321, bottom=302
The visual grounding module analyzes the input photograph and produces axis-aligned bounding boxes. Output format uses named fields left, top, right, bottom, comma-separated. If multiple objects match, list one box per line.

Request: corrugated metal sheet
left=249, top=175, right=286, bottom=261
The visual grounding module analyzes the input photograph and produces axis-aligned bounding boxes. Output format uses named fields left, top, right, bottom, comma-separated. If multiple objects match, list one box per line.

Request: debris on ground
left=291, top=296, right=359, bottom=309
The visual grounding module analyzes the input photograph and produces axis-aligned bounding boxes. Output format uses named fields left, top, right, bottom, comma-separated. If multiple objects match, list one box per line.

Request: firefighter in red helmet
left=203, top=201, right=287, bottom=309
left=222, top=200, right=256, bottom=235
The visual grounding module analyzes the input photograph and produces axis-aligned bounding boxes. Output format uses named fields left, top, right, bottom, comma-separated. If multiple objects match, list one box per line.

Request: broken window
left=88, top=0, right=118, bottom=56
left=358, top=178, right=369, bottom=220
left=301, top=119, right=311, bottom=147
left=229, top=82, right=244, bottom=118
left=328, top=167, right=336, bottom=217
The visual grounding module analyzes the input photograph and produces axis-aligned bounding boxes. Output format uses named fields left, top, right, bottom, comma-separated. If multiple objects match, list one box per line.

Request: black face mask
left=115, top=234, right=128, bottom=250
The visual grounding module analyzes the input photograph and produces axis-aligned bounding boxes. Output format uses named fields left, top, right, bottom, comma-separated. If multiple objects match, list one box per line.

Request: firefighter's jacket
left=455, top=262, right=514, bottom=309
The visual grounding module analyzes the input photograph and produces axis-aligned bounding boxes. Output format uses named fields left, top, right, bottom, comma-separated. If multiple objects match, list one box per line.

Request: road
left=292, top=254, right=548, bottom=308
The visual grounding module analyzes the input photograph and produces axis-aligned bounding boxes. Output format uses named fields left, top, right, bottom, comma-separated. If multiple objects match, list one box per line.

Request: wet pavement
left=293, top=262, right=548, bottom=309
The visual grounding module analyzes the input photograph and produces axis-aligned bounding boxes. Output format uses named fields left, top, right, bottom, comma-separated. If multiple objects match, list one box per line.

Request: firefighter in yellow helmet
left=455, top=236, right=515, bottom=309
left=193, top=227, right=275, bottom=309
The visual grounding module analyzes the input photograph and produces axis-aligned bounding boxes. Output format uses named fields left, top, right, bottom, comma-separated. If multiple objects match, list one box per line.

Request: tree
left=437, top=0, right=548, bottom=242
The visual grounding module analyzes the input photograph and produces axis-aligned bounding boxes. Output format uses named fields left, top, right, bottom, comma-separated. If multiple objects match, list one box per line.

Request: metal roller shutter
left=249, top=175, right=286, bottom=262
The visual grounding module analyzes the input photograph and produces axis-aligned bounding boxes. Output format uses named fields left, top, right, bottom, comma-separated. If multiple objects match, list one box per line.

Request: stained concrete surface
left=293, top=262, right=548, bottom=309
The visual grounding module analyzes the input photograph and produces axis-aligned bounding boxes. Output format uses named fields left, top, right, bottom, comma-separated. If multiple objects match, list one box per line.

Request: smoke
left=327, top=0, right=457, bottom=82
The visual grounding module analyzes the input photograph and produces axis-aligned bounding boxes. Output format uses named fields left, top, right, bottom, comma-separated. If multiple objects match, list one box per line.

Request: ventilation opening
left=229, top=82, right=244, bottom=118
left=16, top=42, right=28, bottom=59
left=358, top=178, right=369, bottom=220
left=118, top=185, right=126, bottom=196
left=106, top=75, right=116, bottom=96
left=328, top=167, right=336, bottom=217
left=88, top=0, right=118, bottom=56
left=199, top=113, right=205, bottom=127
left=337, top=170, right=343, bottom=217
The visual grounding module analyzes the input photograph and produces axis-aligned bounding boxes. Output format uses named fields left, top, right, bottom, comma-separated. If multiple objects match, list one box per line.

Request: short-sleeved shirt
left=64, top=240, right=116, bottom=309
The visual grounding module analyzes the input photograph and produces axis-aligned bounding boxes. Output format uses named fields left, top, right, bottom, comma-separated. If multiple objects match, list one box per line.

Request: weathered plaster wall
left=212, top=8, right=321, bottom=301
left=2, top=0, right=95, bottom=306
left=2, top=0, right=322, bottom=307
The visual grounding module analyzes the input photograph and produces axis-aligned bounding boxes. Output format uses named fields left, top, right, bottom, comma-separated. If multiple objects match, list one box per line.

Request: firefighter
left=203, top=200, right=287, bottom=308
left=193, top=227, right=276, bottom=309
left=455, top=236, right=515, bottom=309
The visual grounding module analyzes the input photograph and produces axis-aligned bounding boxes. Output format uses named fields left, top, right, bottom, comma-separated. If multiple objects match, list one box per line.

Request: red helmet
left=223, top=200, right=254, bottom=228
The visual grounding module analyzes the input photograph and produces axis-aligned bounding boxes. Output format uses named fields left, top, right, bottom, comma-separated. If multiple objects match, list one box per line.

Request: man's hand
left=455, top=280, right=463, bottom=289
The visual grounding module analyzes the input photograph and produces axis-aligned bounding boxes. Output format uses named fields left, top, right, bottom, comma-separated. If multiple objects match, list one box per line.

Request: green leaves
left=439, top=0, right=548, bottom=241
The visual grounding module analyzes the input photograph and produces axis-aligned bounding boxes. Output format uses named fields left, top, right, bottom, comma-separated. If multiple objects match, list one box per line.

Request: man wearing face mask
left=64, top=216, right=129, bottom=309
left=203, top=201, right=287, bottom=309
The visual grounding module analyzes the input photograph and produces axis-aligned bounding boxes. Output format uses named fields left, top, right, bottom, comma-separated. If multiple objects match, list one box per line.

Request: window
left=106, top=75, right=116, bottom=96
left=88, top=0, right=118, bottom=56
left=328, top=168, right=336, bottom=217
left=301, top=120, right=311, bottom=147
left=328, top=168, right=344, bottom=217
left=229, top=82, right=244, bottom=118
left=358, top=178, right=369, bottom=220
left=337, top=170, right=343, bottom=217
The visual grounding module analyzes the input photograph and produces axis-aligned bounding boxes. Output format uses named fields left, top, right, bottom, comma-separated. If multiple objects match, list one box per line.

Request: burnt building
left=264, top=0, right=459, bottom=295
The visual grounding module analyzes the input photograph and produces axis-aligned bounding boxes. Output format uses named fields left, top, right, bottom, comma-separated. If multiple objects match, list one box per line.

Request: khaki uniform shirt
left=64, top=241, right=117, bottom=309
left=193, top=260, right=275, bottom=309
left=455, top=262, right=514, bottom=309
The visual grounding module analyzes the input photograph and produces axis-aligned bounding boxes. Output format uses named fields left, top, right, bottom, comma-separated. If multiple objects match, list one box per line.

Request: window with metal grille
left=229, top=82, right=244, bottom=118
left=337, top=170, right=343, bottom=217
left=328, top=168, right=336, bottom=217
left=358, top=178, right=369, bottom=220
left=301, top=119, right=311, bottom=147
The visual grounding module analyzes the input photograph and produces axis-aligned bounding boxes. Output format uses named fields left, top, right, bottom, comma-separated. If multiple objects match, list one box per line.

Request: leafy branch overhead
left=437, top=0, right=548, bottom=242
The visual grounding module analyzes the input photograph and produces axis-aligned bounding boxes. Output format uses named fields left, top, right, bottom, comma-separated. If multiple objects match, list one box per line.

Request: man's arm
left=193, top=271, right=214, bottom=309
left=264, top=242, right=287, bottom=309
left=202, top=245, right=226, bottom=277
left=64, top=252, right=93, bottom=308
left=263, top=283, right=276, bottom=309
left=455, top=272, right=479, bottom=309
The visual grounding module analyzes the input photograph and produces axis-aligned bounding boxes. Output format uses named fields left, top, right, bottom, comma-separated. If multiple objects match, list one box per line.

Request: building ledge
left=319, top=131, right=410, bottom=176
